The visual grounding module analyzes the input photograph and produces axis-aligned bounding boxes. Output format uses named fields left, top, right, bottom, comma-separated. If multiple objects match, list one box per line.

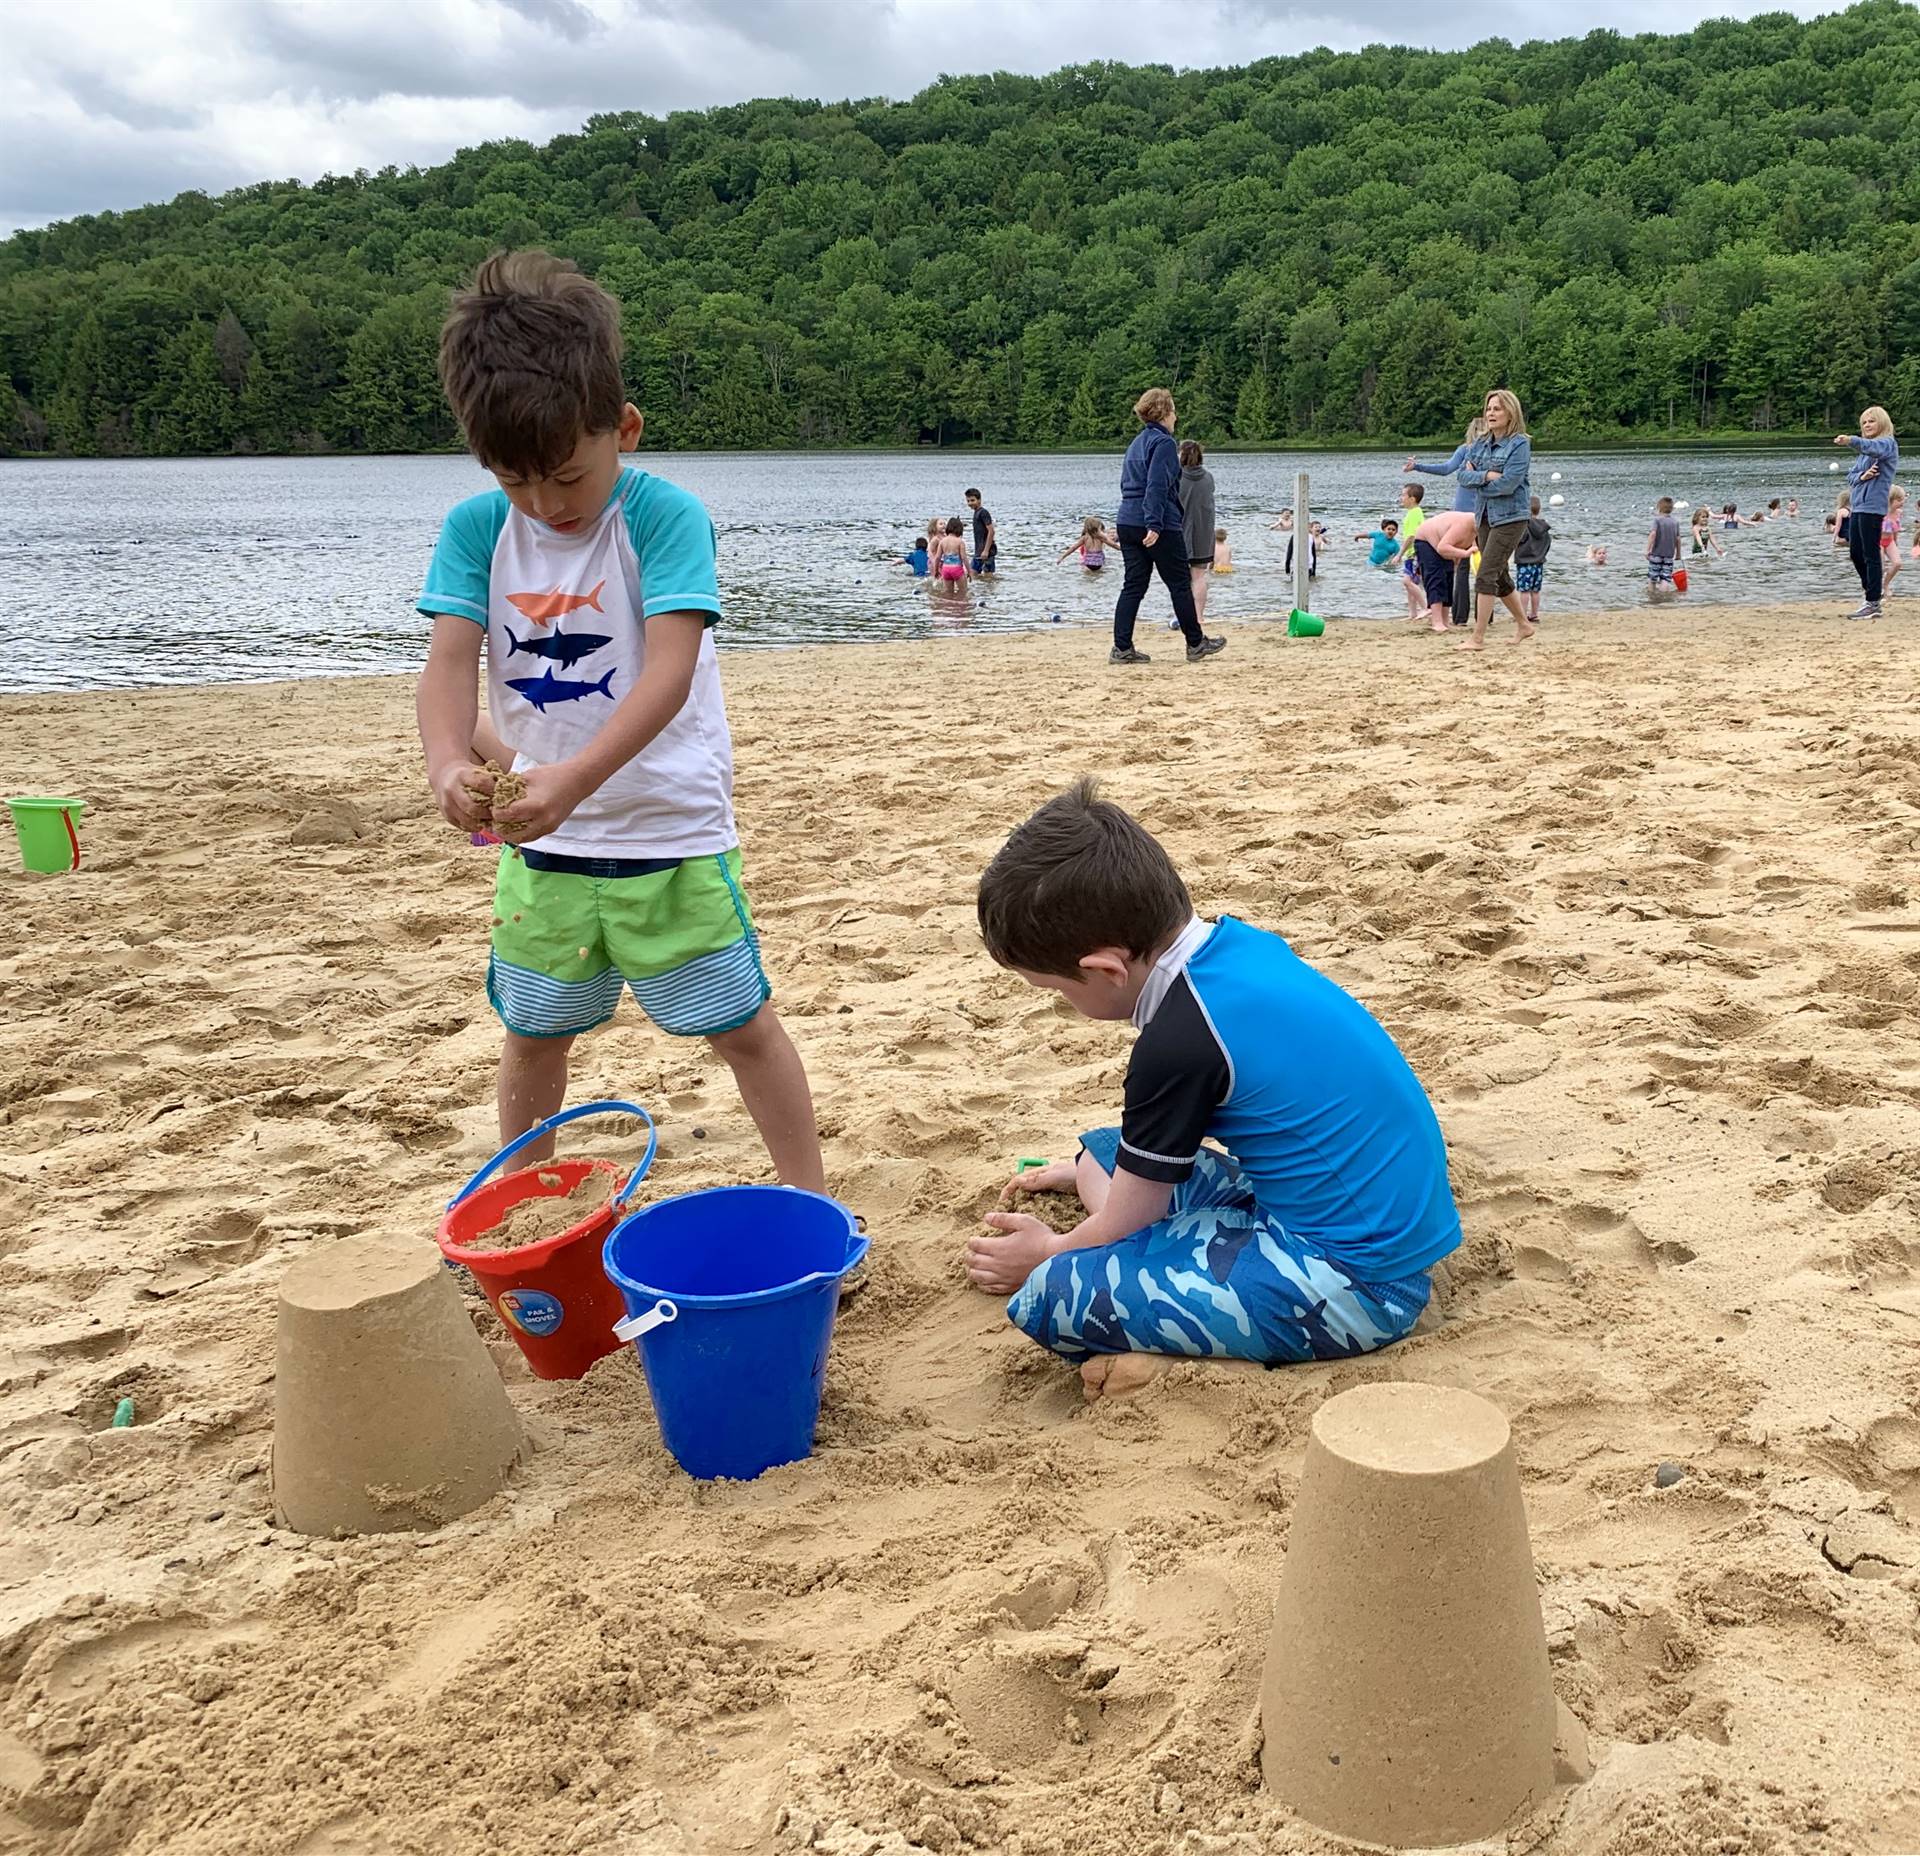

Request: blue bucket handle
left=448, top=1098, right=658, bottom=1213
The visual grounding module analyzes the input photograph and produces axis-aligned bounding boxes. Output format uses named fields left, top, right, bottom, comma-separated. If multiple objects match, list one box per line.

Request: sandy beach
left=4, top=605, right=1920, bottom=1855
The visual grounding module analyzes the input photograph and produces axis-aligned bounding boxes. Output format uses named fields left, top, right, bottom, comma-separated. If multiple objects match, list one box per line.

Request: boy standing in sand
left=966, top=783, right=1460, bottom=1401
left=413, top=252, right=824, bottom=1186
left=1409, top=506, right=1475, bottom=633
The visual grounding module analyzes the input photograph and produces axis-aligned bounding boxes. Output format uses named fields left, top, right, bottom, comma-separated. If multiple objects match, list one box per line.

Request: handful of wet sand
left=1002, top=1187, right=1083, bottom=1236
left=484, top=760, right=530, bottom=840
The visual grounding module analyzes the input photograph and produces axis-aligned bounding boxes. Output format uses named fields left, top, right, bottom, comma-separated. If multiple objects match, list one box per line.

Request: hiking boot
left=1186, top=635, right=1228, bottom=663
left=1109, top=646, right=1152, bottom=665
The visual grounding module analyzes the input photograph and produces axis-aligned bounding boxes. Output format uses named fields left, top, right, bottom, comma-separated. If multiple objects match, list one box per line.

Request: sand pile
left=460, top=1167, right=620, bottom=1251
left=1, top=603, right=1915, bottom=1855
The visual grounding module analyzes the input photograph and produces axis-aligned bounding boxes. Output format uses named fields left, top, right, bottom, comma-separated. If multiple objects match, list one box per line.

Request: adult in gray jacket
left=1179, top=441, right=1218, bottom=626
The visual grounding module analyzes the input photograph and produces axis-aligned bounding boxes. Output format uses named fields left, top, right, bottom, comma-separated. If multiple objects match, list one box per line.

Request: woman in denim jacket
left=1457, top=389, right=1536, bottom=651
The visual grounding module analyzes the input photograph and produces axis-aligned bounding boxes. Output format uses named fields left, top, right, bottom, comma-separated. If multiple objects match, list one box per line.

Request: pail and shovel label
left=499, top=1289, right=565, bottom=1336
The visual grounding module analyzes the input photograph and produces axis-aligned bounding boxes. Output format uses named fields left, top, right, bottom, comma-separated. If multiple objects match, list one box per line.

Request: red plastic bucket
left=436, top=1099, right=657, bottom=1380
left=1672, top=566, right=1689, bottom=593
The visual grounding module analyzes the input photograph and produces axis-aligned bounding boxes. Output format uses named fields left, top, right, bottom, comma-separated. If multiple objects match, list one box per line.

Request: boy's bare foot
left=1512, top=621, right=1538, bottom=643
left=1429, top=616, right=1450, bottom=634
left=1455, top=636, right=1485, bottom=652
left=1081, top=1354, right=1169, bottom=1402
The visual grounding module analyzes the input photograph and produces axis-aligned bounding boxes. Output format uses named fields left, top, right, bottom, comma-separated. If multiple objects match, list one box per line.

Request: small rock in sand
left=1654, top=1461, right=1686, bottom=1488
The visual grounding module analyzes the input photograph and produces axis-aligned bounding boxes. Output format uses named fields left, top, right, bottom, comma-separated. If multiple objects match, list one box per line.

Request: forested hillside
left=4, top=2, right=1919, bottom=457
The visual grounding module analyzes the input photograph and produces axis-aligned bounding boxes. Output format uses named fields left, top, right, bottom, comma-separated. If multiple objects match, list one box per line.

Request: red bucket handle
left=448, top=1098, right=657, bottom=1213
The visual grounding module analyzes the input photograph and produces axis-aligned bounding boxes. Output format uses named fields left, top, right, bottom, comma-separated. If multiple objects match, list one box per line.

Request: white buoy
left=1830, top=461, right=1841, bottom=472
left=1675, top=500, right=1689, bottom=511
left=1549, top=493, right=1565, bottom=507
left=1550, top=471, right=1563, bottom=483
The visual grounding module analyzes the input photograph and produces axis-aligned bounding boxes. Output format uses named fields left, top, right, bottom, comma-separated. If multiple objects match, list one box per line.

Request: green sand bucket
left=1287, top=610, right=1325, bottom=638
left=8, top=798, right=85, bottom=874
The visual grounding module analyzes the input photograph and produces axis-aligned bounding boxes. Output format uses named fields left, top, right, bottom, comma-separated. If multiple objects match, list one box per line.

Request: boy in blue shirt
left=968, top=782, right=1459, bottom=1401
left=414, top=252, right=823, bottom=1186
left=902, top=535, right=930, bottom=577
left=1354, top=517, right=1401, bottom=568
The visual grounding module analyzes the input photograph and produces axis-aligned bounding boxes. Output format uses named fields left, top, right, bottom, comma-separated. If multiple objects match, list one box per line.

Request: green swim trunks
left=487, top=848, right=770, bottom=1039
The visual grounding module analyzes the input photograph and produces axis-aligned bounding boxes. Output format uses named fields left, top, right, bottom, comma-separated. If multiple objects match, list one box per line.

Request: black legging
left=1849, top=508, right=1884, bottom=603
left=1451, top=554, right=1472, bottom=625
left=1113, top=525, right=1203, bottom=650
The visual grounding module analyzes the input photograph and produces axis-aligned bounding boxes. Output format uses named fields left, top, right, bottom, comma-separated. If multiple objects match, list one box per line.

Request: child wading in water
left=1057, top=517, right=1111, bottom=572
left=966, top=783, right=1461, bottom=1401
left=414, top=252, right=824, bottom=1186
left=1690, top=507, right=1725, bottom=558
left=932, top=517, right=971, bottom=584
left=1211, top=528, right=1234, bottom=573
left=1646, top=496, right=1681, bottom=596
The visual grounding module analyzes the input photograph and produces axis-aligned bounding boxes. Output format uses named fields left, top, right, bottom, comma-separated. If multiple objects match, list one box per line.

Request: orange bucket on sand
left=437, top=1099, right=657, bottom=1380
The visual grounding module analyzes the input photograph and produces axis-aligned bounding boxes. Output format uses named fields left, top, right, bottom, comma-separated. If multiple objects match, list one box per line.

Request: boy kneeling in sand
left=967, top=783, right=1460, bottom=1401
left=414, top=252, right=823, bottom=1187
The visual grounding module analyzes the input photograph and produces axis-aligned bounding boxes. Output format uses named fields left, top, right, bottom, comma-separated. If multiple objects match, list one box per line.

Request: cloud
left=0, top=0, right=1828, bottom=235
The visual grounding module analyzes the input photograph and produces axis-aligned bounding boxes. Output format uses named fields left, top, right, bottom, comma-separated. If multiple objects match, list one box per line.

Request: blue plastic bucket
left=602, top=1186, right=868, bottom=1481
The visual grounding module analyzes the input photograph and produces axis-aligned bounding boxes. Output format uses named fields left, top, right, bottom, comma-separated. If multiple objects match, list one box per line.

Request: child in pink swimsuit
left=934, top=517, right=970, bottom=583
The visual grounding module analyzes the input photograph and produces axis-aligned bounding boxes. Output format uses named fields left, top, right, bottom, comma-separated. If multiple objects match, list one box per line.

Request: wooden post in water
left=1293, top=470, right=1311, bottom=615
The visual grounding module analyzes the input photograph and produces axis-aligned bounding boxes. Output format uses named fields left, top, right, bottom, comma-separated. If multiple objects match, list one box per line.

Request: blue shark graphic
left=505, top=627, right=611, bottom=668
left=506, top=667, right=617, bottom=711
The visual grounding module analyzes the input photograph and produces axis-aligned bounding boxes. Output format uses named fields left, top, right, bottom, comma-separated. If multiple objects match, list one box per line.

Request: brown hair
left=978, top=780, right=1191, bottom=978
left=1657, top=496, right=1674, bottom=514
left=1179, top=440, right=1204, bottom=466
left=1134, top=386, right=1175, bottom=425
left=439, top=251, right=626, bottom=479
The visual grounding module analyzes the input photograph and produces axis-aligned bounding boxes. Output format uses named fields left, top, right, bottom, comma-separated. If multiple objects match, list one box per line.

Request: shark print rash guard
left=418, top=468, right=733, bottom=859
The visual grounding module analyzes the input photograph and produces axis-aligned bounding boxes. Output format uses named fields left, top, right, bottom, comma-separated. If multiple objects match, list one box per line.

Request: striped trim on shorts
left=487, top=846, right=771, bottom=1039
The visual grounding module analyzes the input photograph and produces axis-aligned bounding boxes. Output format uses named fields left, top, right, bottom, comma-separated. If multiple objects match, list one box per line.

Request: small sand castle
left=1261, top=1381, right=1568, bottom=1848
left=272, top=1233, right=525, bottom=1536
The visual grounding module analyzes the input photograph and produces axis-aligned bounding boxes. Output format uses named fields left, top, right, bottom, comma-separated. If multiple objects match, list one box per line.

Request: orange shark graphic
left=503, top=580, right=606, bottom=626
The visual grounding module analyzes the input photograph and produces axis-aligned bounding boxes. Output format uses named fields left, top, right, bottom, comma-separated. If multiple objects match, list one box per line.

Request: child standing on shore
left=1397, top=482, right=1427, bottom=621
left=1646, top=496, right=1681, bottom=594
left=966, top=783, right=1460, bottom=1401
left=414, top=251, right=824, bottom=1186
left=1410, top=507, right=1475, bottom=632
left=1883, top=485, right=1906, bottom=599
left=1514, top=496, right=1552, bottom=626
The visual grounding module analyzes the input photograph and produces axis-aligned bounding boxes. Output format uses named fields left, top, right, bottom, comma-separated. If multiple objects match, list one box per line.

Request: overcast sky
left=1, top=0, right=1832, bottom=236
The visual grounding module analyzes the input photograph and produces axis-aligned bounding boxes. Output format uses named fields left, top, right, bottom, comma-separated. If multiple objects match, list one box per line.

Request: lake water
left=0, top=447, right=1859, bottom=692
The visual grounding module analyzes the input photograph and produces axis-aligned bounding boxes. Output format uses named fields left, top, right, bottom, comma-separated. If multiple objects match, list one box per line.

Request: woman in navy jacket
left=1110, top=386, right=1227, bottom=666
